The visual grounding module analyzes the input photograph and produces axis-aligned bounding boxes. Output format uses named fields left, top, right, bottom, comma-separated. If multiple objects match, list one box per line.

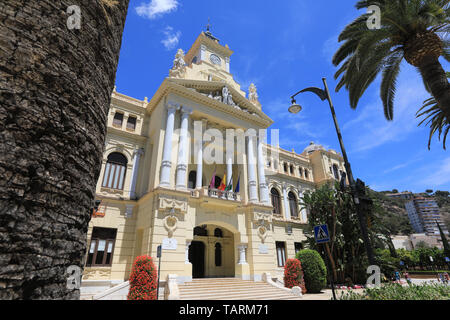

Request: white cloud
left=136, top=0, right=179, bottom=19
left=418, top=157, right=450, bottom=187
left=161, top=26, right=181, bottom=50
left=343, top=67, right=429, bottom=153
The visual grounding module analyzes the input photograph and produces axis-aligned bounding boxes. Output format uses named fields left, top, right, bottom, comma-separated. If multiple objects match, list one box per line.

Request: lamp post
left=288, top=77, right=376, bottom=266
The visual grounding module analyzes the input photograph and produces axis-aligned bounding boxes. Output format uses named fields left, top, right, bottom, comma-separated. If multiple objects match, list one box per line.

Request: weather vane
left=206, top=17, right=211, bottom=32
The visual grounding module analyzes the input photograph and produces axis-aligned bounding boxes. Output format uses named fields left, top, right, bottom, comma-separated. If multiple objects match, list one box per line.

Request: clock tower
left=184, top=27, right=233, bottom=75
left=169, top=26, right=249, bottom=100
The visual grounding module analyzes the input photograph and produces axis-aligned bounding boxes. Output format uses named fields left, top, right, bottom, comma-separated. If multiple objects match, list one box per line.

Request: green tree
left=436, top=220, right=450, bottom=256
left=0, top=1, right=130, bottom=299
left=296, top=249, right=327, bottom=293
left=301, top=182, right=369, bottom=284
left=333, top=0, right=450, bottom=127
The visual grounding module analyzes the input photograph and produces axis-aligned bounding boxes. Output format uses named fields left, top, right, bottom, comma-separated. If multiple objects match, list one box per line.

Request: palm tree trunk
left=0, top=0, right=129, bottom=299
left=418, top=56, right=450, bottom=119
left=325, top=243, right=338, bottom=282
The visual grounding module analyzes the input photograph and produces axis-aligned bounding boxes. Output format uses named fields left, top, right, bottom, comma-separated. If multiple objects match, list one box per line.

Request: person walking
left=443, top=272, right=449, bottom=284
left=404, top=272, right=411, bottom=285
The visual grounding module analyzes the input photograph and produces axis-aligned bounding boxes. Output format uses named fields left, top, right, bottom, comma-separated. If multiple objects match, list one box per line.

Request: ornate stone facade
left=81, top=31, right=346, bottom=296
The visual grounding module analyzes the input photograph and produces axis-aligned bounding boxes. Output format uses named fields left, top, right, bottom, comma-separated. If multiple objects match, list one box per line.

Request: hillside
left=367, top=189, right=414, bottom=235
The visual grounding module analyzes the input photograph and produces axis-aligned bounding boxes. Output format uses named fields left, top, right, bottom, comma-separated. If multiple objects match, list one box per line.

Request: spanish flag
left=218, top=174, right=227, bottom=191
left=234, top=174, right=240, bottom=193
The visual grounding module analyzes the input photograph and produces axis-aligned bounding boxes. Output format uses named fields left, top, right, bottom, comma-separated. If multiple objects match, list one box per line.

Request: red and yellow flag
left=218, top=174, right=227, bottom=191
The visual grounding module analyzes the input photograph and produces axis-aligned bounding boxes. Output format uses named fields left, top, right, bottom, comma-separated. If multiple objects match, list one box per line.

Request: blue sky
left=115, top=0, right=450, bottom=193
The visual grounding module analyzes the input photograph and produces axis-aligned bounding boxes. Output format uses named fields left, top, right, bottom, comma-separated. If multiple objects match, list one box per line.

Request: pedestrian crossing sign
left=314, top=224, right=330, bottom=243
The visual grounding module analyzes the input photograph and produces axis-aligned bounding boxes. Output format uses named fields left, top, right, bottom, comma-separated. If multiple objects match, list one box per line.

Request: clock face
left=210, top=54, right=221, bottom=65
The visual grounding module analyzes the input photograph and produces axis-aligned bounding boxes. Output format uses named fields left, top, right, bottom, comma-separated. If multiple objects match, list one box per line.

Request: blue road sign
left=400, top=261, right=404, bottom=266
left=314, top=224, right=330, bottom=244
left=445, top=257, right=450, bottom=263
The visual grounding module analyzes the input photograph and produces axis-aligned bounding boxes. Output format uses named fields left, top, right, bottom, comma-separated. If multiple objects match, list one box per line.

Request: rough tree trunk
left=418, top=56, right=450, bottom=119
left=0, top=0, right=129, bottom=299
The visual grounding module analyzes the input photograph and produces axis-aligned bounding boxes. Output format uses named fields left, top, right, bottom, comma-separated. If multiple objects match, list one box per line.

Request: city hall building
left=80, top=30, right=346, bottom=296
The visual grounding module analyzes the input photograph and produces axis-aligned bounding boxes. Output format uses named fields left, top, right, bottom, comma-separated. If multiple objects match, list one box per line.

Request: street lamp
left=288, top=77, right=376, bottom=266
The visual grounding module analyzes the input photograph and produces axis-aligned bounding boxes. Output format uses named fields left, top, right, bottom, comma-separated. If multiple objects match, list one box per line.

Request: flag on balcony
left=218, top=174, right=227, bottom=191
left=209, top=167, right=216, bottom=189
left=225, top=174, right=233, bottom=191
left=234, top=174, right=240, bottom=193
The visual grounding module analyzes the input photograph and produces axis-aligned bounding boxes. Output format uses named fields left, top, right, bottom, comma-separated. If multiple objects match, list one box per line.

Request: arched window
left=102, top=152, right=127, bottom=190
left=299, top=167, right=303, bottom=177
left=214, top=228, right=223, bottom=238
left=304, top=169, right=309, bottom=180
left=288, top=191, right=298, bottom=218
left=283, top=163, right=288, bottom=173
left=333, top=164, right=340, bottom=180
left=271, top=188, right=281, bottom=215
left=290, top=165, right=294, bottom=175
left=194, top=226, right=208, bottom=237
left=215, top=243, right=222, bottom=267
left=188, top=171, right=197, bottom=189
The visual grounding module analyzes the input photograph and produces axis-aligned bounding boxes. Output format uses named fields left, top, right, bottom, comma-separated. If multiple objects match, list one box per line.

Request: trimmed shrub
left=296, top=249, right=327, bottom=293
left=127, top=255, right=158, bottom=300
left=283, top=258, right=307, bottom=294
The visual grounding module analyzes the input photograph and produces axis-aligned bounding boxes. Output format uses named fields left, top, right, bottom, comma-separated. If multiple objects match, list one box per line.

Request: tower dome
left=303, top=141, right=325, bottom=154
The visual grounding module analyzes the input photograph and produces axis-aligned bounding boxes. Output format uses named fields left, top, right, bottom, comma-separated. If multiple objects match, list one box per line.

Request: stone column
left=185, top=241, right=192, bottom=264
left=247, top=135, right=258, bottom=202
left=176, top=106, right=193, bottom=189
left=299, top=190, right=307, bottom=222
left=129, top=148, right=144, bottom=199
left=282, top=183, right=290, bottom=220
left=160, top=103, right=178, bottom=187
left=226, top=152, right=233, bottom=190
left=196, top=119, right=207, bottom=189
left=237, top=244, right=248, bottom=264
left=257, top=135, right=269, bottom=204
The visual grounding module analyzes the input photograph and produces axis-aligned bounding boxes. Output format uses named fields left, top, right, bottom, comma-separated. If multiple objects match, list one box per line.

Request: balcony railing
left=201, top=187, right=241, bottom=202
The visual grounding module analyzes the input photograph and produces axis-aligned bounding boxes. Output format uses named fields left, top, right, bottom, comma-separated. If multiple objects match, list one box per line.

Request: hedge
left=296, top=249, right=327, bottom=293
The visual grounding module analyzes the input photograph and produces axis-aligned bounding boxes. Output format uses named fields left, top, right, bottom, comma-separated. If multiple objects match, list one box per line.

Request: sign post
left=156, top=245, right=162, bottom=300
left=314, top=224, right=336, bottom=300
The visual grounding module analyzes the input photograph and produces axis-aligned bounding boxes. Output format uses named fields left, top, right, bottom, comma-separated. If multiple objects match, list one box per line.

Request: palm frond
left=380, top=52, right=403, bottom=120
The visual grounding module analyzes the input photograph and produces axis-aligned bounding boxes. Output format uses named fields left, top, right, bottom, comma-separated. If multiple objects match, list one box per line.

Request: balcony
left=203, top=187, right=241, bottom=202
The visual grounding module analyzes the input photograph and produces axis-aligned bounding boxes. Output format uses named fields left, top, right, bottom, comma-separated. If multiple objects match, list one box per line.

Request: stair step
left=177, top=278, right=300, bottom=300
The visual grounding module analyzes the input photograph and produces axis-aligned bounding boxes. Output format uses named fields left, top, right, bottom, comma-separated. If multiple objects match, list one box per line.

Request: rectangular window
left=126, top=116, right=137, bottom=131
left=86, top=227, right=117, bottom=267
left=276, top=241, right=286, bottom=267
left=294, top=242, right=303, bottom=255
left=113, top=112, right=124, bottom=128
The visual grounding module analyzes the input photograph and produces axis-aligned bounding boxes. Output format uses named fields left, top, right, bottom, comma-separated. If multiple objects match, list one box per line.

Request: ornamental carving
left=159, top=196, right=188, bottom=214
left=164, top=215, right=178, bottom=238
left=253, top=211, right=272, bottom=223
left=248, top=83, right=259, bottom=104
left=169, top=49, right=186, bottom=78
left=255, top=219, right=270, bottom=243
left=201, top=86, right=258, bottom=116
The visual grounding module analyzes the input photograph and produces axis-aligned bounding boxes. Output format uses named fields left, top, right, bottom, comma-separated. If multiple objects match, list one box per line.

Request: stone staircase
left=178, top=278, right=302, bottom=300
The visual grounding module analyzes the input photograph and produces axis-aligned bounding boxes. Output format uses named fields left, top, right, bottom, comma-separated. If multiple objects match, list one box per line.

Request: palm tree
left=416, top=72, right=450, bottom=149
left=333, top=0, right=450, bottom=122
left=0, top=1, right=129, bottom=299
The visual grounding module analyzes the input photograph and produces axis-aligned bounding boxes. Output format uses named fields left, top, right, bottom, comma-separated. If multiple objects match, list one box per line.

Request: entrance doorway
left=189, top=241, right=205, bottom=278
